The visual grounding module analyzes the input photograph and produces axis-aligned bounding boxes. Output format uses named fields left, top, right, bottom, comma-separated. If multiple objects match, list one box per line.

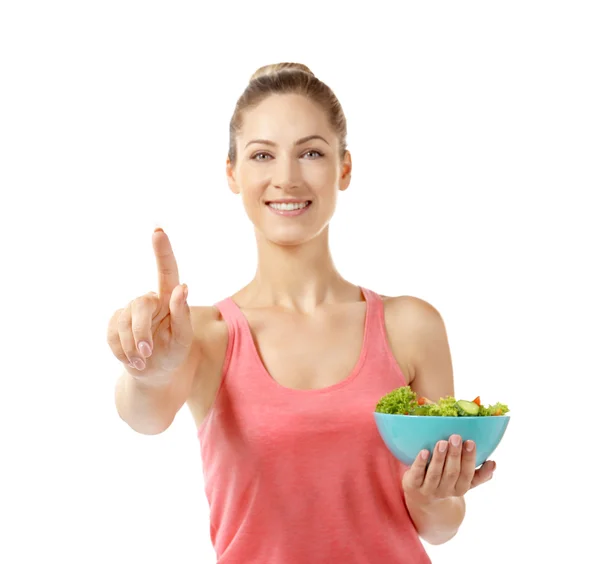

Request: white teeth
left=268, top=201, right=310, bottom=211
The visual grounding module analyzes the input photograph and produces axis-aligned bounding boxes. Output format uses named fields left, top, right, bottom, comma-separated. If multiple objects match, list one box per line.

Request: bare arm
left=109, top=228, right=201, bottom=435
left=386, top=296, right=466, bottom=545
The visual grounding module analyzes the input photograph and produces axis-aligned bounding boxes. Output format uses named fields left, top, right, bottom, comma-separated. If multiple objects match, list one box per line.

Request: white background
left=1, top=1, right=598, bottom=562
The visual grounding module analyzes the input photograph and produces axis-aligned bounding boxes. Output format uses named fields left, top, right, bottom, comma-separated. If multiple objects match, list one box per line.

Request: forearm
left=114, top=370, right=175, bottom=435
left=405, top=494, right=466, bottom=546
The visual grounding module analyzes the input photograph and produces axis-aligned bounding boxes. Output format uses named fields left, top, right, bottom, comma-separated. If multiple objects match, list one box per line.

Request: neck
left=238, top=227, right=355, bottom=312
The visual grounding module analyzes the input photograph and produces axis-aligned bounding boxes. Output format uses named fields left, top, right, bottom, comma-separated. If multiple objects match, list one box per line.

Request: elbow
left=421, top=529, right=459, bottom=546
left=116, top=406, right=173, bottom=436
left=416, top=497, right=466, bottom=546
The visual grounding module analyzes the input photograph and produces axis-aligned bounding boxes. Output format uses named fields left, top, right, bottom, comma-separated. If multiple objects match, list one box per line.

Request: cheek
left=237, top=171, right=263, bottom=200
left=239, top=184, right=265, bottom=217
left=312, top=177, right=339, bottom=206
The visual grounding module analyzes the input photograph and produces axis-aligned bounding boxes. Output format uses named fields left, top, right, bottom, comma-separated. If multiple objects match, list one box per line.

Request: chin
left=247, top=204, right=334, bottom=247
left=264, top=230, right=315, bottom=247
left=256, top=224, right=326, bottom=247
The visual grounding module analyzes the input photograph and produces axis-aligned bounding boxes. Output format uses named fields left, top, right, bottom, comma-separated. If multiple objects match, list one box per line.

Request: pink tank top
left=197, top=287, right=431, bottom=563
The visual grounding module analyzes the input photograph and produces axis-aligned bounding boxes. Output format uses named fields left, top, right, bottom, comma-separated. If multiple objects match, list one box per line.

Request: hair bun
left=250, top=62, right=315, bottom=82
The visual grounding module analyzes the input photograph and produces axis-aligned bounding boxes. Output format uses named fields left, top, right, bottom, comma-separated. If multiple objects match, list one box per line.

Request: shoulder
left=189, top=303, right=225, bottom=327
left=185, top=305, right=231, bottom=425
left=379, top=294, right=447, bottom=352
left=189, top=305, right=230, bottom=382
left=382, top=294, right=446, bottom=336
left=189, top=304, right=229, bottom=356
left=381, top=294, right=440, bottom=317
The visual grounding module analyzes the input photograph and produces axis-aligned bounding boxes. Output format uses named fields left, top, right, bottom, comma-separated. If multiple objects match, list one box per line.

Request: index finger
left=152, top=228, right=180, bottom=298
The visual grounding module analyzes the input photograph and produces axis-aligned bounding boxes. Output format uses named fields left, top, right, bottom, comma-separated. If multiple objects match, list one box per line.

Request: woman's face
left=227, top=93, right=352, bottom=246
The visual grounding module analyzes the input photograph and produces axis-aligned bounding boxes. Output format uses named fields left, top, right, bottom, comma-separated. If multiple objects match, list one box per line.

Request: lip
left=265, top=198, right=312, bottom=204
left=266, top=200, right=312, bottom=217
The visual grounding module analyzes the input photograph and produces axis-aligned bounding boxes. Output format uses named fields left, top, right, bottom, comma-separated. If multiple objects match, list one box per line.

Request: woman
left=110, top=62, right=497, bottom=563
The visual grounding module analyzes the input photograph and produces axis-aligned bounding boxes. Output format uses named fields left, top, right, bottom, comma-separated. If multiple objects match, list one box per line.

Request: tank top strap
left=359, top=287, right=386, bottom=335
left=214, top=296, right=246, bottom=327
left=210, top=297, right=255, bottom=392
left=359, top=287, right=405, bottom=382
left=212, top=296, right=248, bottom=362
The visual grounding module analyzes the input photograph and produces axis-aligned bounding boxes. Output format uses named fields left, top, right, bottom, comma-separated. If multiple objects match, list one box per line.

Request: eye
left=251, top=152, right=272, bottom=161
left=250, top=149, right=324, bottom=161
left=303, top=150, right=324, bottom=159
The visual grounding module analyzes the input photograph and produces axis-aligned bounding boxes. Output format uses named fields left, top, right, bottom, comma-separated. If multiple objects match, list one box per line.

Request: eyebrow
left=244, top=134, right=330, bottom=149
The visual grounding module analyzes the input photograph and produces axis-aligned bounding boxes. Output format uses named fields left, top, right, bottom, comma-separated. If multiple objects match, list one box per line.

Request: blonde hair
left=228, top=62, right=347, bottom=165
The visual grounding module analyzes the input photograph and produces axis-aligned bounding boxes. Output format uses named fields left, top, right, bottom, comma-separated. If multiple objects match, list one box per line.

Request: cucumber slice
left=456, top=400, right=480, bottom=416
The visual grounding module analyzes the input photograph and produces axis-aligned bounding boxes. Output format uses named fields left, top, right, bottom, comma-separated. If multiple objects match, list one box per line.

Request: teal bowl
left=374, top=412, right=510, bottom=468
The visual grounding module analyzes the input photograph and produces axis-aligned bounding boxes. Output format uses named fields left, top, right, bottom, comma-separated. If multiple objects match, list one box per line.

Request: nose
left=272, top=156, right=301, bottom=191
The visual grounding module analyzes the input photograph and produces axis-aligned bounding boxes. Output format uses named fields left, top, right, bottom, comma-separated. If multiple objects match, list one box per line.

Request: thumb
left=169, top=283, right=193, bottom=348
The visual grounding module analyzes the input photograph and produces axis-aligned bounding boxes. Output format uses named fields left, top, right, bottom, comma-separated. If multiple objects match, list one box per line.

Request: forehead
left=239, top=94, right=333, bottom=142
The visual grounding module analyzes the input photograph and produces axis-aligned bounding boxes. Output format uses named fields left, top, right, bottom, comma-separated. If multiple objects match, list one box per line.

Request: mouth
left=265, top=199, right=312, bottom=216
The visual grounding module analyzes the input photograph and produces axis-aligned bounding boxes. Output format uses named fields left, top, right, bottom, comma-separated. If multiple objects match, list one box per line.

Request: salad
left=375, top=386, right=509, bottom=417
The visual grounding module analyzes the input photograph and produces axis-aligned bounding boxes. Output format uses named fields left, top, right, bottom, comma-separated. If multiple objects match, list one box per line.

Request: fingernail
left=465, top=441, right=475, bottom=452
left=450, top=435, right=461, bottom=447
left=132, top=358, right=145, bottom=370
left=439, top=441, right=447, bottom=453
left=421, top=450, right=429, bottom=460
left=183, top=284, right=188, bottom=301
left=138, top=341, right=152, bottom=358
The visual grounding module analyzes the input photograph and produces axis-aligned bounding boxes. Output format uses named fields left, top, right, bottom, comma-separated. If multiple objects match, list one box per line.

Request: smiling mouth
left=266, top=200, right=312, bottom=211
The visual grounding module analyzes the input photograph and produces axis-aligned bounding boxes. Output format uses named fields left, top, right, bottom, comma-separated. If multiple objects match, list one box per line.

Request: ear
left=226, top=156, right=240, bottom=194
left=338, top=150, right=352, bottom=192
